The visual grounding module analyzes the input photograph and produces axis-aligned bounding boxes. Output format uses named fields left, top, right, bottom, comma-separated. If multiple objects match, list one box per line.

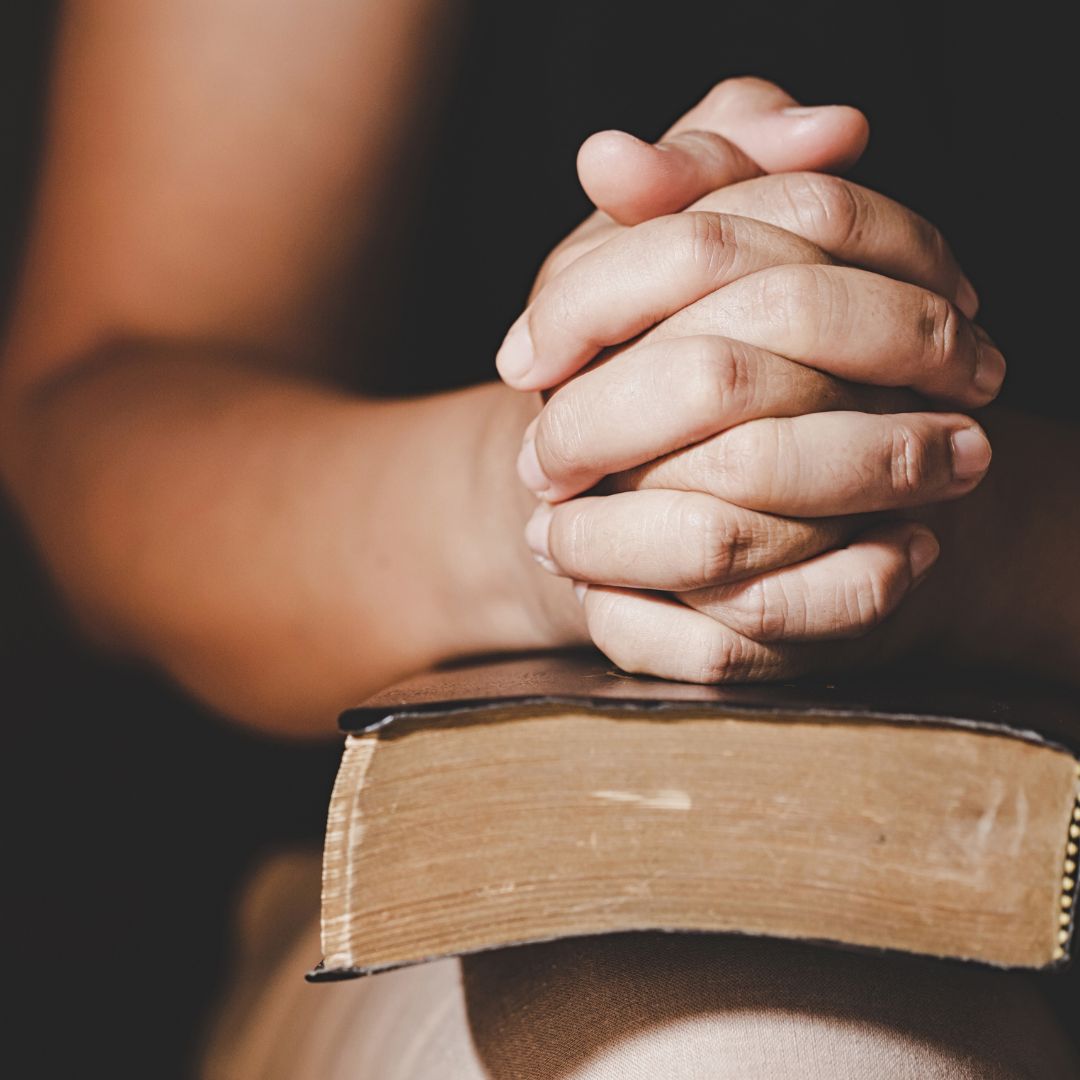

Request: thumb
left=578, top=76, right=869, bottom=226
left=577, top=128, right=763, bottom=227
left=670, top=76, right=869, bottom=173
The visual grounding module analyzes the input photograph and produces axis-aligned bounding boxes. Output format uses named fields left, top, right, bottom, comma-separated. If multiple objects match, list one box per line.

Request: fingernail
left=955, top=274, right=979, bottom=318
left=573, top=581, right=588, bottom=604
left=516, top=436, right=551, bottom=496
left=951, top=426, right=992, bottom=481
left=525, top=503, right=555, bottom=570
left=780, top=105, right=828, bottom=117
left=907, top=529, right=940, bottom=580
left=496, top=316, right=535, bottom=384
left=973, top=339, right=1006, bottom=398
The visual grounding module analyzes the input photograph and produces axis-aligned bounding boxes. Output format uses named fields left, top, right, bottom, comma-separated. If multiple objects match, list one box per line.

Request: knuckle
left=696, top=622, right=769, bottom=682
left=838, top=567, right=895, bottom=634
left=546, top=502, right=587, bottom=571
left=739, top=577, right=791, bottom=641
left=693, top=500, right=755, bottom=584
left=683, top=337, right=754, bottom=422
left=918, top=291, right=961, bottom=374
left=697, top=626, right=742, bottom=683
left=585, top=594, right=666, bottom=681
left=780, top=173, right=864, bottom=250
left=887, top=422, right=935, bottom=498
left=564, top=506, right=595, bottom=570
left=672, top=212, right=737, bottom=282
left=542, top=274, right=584, bottom=338
left=538, top=392, right=588, bottom=476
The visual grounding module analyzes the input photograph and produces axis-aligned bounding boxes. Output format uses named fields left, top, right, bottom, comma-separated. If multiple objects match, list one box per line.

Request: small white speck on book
left=591, top=789, right=692, bottom=811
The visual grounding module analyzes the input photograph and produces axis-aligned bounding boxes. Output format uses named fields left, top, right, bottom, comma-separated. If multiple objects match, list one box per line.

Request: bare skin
left=0, top=0, right=565, bottom=734
left=1, top=2, right=1077, bottom=739
left=499, top=83, right=1080, bottom=691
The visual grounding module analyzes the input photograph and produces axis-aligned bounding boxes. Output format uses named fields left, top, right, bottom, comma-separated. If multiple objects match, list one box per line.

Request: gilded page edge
left=1054, top=761, right=1080, bottom=962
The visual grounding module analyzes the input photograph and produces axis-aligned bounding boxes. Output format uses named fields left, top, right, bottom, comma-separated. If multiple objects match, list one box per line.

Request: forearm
left=0, top=344, right=575, bottom=734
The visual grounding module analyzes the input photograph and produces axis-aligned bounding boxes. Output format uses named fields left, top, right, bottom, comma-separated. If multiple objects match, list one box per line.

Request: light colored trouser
left=202, top=853, right=1079, bottom=1079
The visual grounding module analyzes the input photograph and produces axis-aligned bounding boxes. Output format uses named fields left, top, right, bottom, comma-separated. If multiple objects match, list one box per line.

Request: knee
left=462, top=933, right=1078, bottom=1079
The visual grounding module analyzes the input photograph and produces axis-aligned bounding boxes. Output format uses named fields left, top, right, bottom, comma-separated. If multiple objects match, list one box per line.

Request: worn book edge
left=338, top=653, right=1080, bottom=755
left=309, top=726, right=1080, bottom=981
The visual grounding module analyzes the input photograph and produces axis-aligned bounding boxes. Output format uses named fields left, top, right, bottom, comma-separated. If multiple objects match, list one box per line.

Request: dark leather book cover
left=342, top=648, right=1080, bottom=754
left=313, top=651, right=1080, bottom=981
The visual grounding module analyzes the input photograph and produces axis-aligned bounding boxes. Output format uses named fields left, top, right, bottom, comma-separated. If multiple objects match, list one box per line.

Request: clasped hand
left=496, top=79, right=1004, bottom=683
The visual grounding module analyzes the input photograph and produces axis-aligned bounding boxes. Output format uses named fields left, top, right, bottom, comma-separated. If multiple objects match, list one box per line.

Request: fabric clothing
left=4, top=3, right=1077, bottom=1075
left=204, top=854, right=1079, bottom=1079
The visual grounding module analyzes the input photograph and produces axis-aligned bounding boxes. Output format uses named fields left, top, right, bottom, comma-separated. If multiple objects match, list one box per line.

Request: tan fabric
left=202, top=852, right=1079, bottom=1079
left=462, top=935, right=1079, bottom=1079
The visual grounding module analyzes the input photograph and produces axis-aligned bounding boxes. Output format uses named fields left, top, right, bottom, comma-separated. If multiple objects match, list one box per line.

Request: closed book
left=311, top=652, right=1080, bottom=980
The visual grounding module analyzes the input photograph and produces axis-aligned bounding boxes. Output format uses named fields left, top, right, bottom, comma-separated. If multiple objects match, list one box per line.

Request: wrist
left=467, top=383, right=587, bottom=654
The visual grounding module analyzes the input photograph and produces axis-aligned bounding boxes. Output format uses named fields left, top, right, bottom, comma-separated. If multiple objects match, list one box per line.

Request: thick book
left=311, top=652, right=1080, bottom=980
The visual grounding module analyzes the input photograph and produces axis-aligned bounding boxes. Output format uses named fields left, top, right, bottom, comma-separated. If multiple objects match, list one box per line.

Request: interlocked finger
left=525, top=489, right=858, bottom=591
left=611, top=410, right=992, bottom=517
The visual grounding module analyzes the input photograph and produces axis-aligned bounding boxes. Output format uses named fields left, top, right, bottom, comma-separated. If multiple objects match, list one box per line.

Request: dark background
left=4, top=3, right=1075, bottom=1075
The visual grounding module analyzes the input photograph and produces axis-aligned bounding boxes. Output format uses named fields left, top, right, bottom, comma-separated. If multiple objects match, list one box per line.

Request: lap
left=462, top=933, right=1077, bottom=1079
left=202, top=854, right=1078, bottom=1079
